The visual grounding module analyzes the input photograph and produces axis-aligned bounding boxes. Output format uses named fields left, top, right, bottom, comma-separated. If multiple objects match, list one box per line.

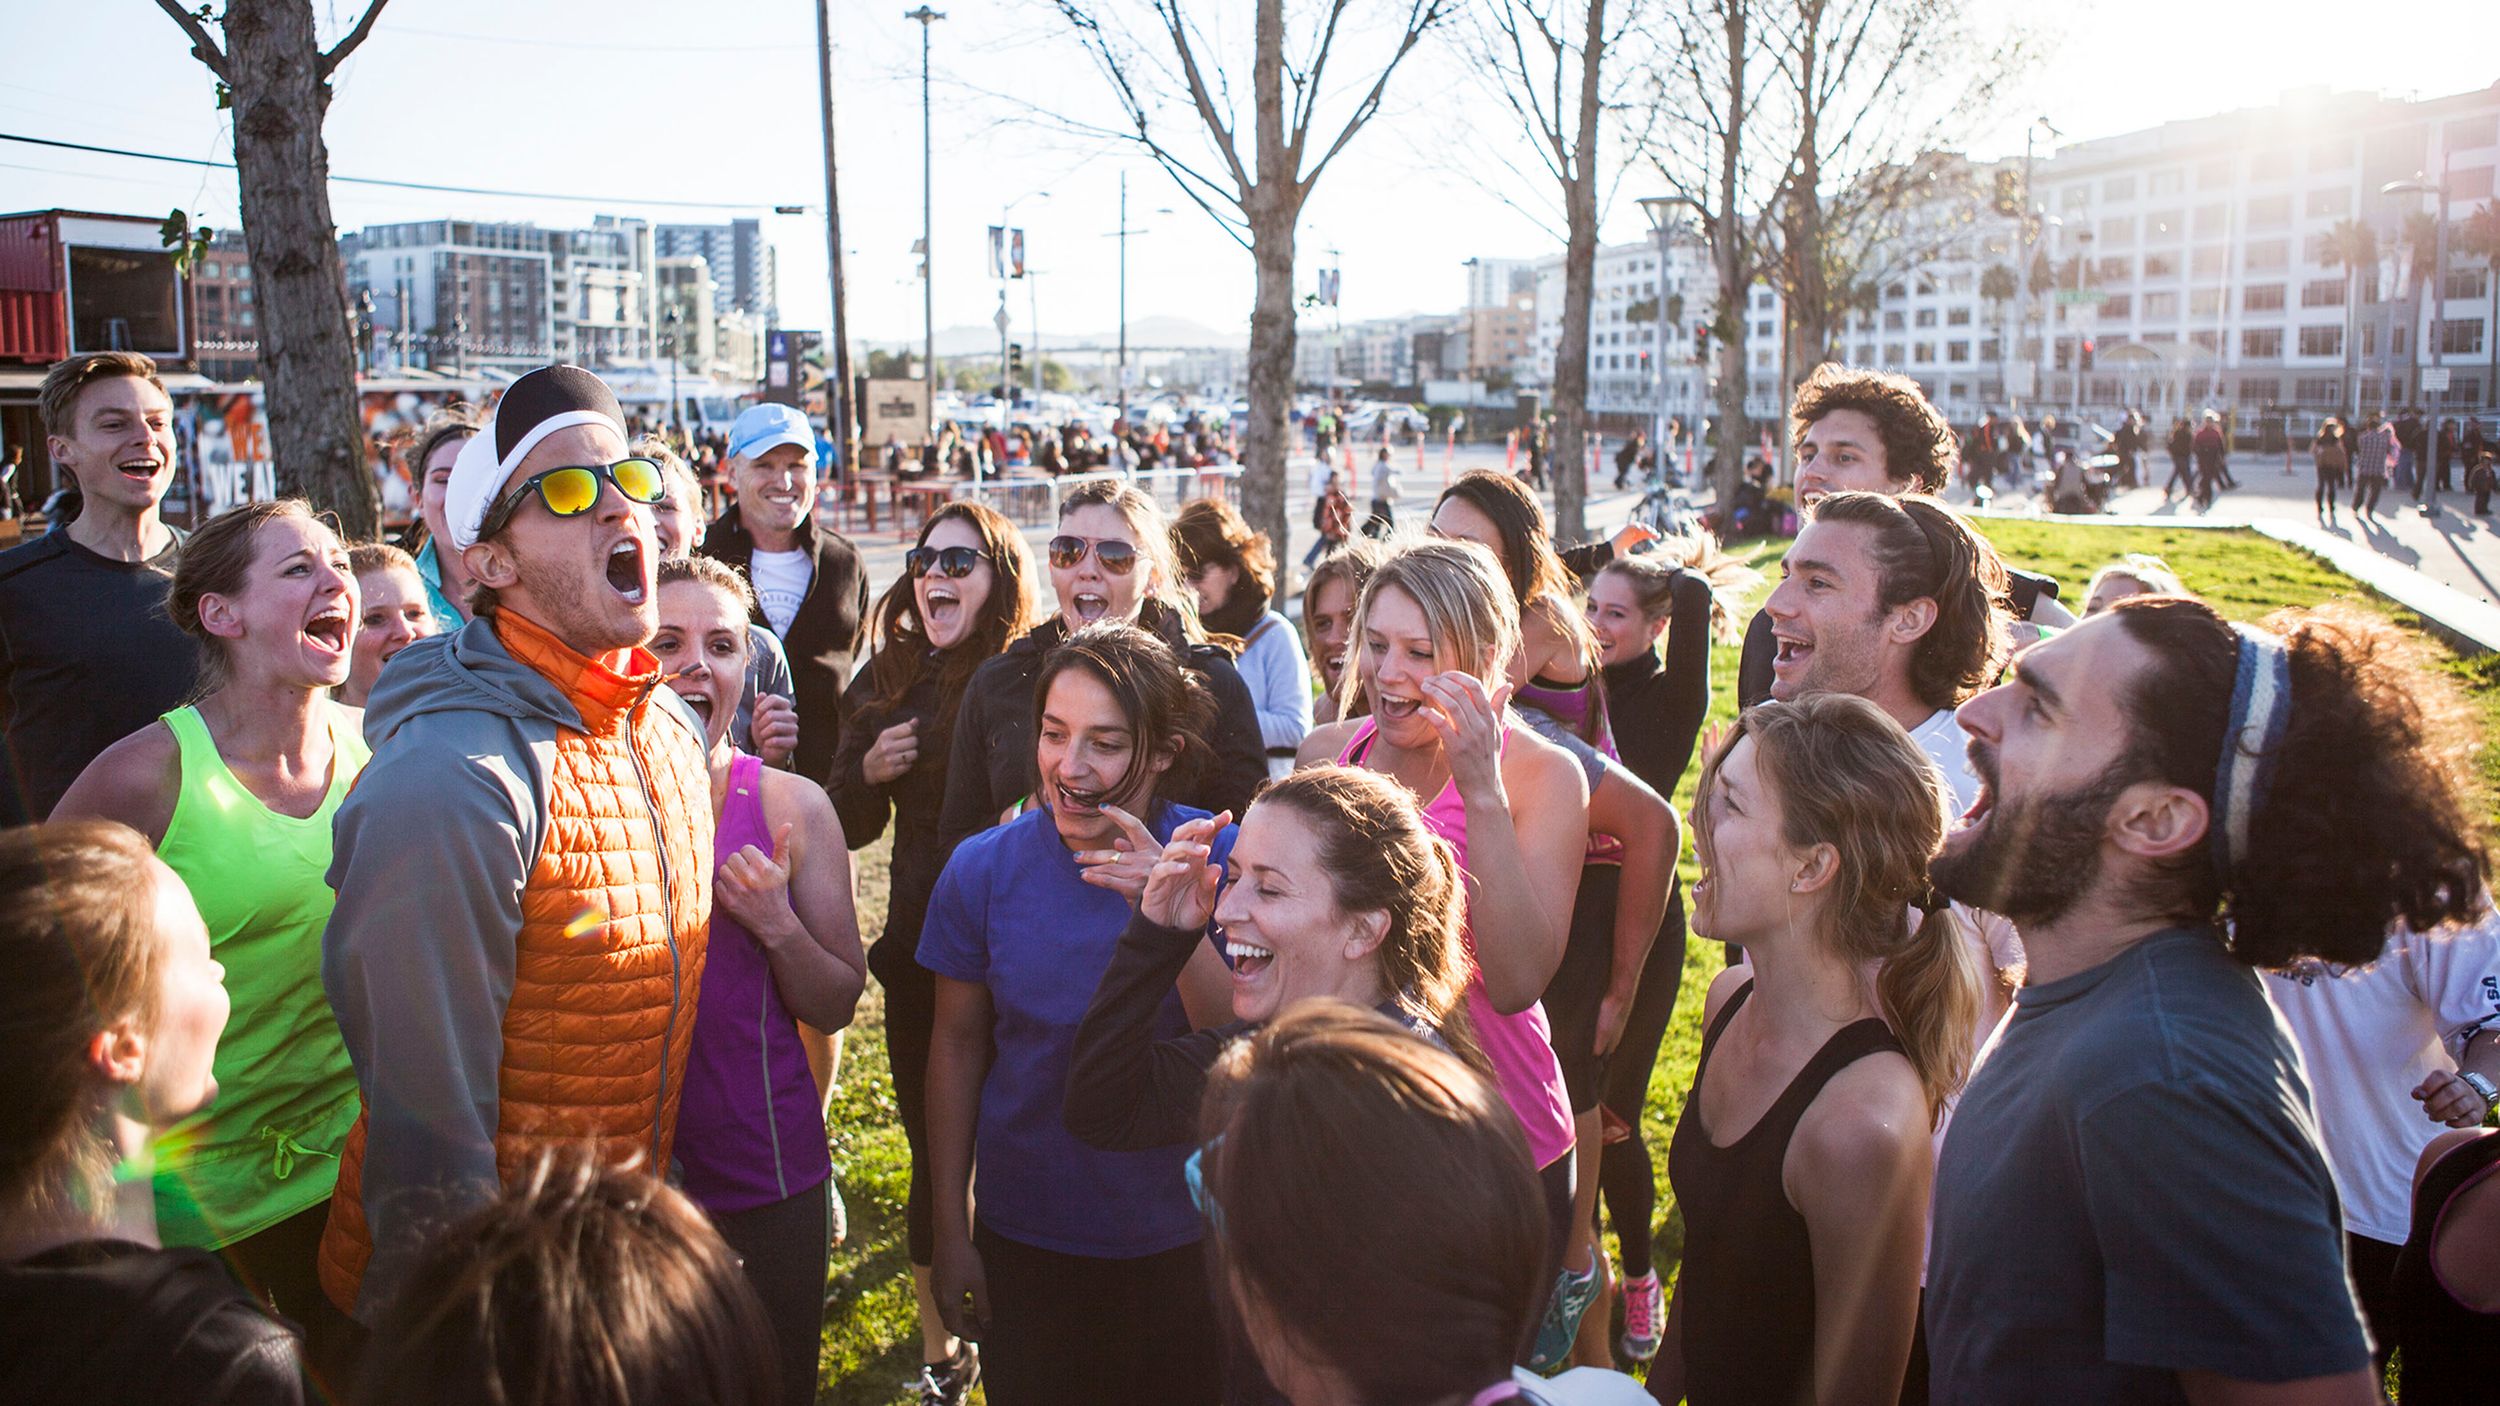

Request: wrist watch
left=2461, top=1070, right=2500, bottom=1112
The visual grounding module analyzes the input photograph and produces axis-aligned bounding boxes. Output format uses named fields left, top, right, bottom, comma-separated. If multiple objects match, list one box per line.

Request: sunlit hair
left=632, top=433, right=703, bottom=514
left=1058, top=478, right=1204, bottom=642
left=355, top=1152, right=778, bottom=1406
left=1303, top=537, right=1388, bottom=714
left=1199, top=1003, right=1543, bottom=1399
left=1032, top=621, right=1218, bottom=818
left=38, top=350, right=165, bottom=438
left=169, top=498, right=339, bottom=691
left=1341, top=538, right=1519, bottom=717
left=1434, top=470, right=1599, bottom=693
left=1807, top=491, right=2011, bottom=710
left=1789, top=363, right=1953, bottom=491
left=1170, top=497, right=1277, bottom=605
left=863, top=500, right=1040, bottom=762
left=657, top=552, right=757, bottom=620
left=348, top=542, right=418, bottom=580
left=2084, top=553, right=2187, bottom=609
left=0, top=821, right=165, bottom=1230
left=2105, top=598, right=2488, bottom=966
left=1693, top=695, right=1979, bottom=1117
left=1249, top=767, right=1479, bottom=1066
left=399, top=403, right=487, bottom=555
left=1595, top=532, right=1760, bottom=646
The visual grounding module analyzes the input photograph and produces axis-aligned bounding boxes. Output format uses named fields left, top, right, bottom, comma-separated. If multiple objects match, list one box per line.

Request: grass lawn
left=810, top=521, right=2494, bottom=1403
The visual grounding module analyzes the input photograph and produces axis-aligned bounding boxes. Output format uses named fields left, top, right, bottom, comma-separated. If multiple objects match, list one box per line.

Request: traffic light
left=2079, top=338, right=2095, bottom=372
left=1692, top=323, right=1710, bottom=363
left=1008, top=343, right=1024, bottom=378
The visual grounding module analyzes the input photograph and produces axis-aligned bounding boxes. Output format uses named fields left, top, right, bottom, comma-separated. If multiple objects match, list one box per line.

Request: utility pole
left=816, top=0, right=857, bottom=469
left=1118, top=171, right=1130, bottom=432
left=907, top=4, right=944, bottom=429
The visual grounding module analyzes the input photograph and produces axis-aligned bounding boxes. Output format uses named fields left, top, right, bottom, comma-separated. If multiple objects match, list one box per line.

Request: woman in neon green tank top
left=57, top=497, right=368, bottom=1378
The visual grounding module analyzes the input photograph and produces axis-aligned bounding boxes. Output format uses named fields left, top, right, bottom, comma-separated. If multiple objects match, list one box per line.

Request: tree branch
left=1296, top=0, right=1447, bottom=196
left=151, top=0, right=230, bottom=81
left=320, top=0, right=393, bottom=78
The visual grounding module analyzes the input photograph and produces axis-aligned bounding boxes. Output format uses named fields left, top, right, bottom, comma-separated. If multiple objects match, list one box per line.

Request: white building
left=655, top=219, right=779, bottom=322
left=1529, top=237, right=1716, bottom=421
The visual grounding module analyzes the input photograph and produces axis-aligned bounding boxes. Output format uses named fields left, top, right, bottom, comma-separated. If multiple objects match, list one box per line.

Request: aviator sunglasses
left=906, top=545, right=992, bottom=579
left=476, top=457, right=670, bottom=540
left=1047, top=535, right=1140, bottom=575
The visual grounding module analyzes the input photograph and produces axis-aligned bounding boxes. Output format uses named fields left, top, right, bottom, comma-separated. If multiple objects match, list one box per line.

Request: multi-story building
left=655, top=219, right=778, bottom=322
left=1466, top=292, right=1538, bottom=381
left=555, top=215, right=657, bottom=368
left=2031, top=82, right=2500, bottom=420
left=1530, top=236, right=1716, bottom=422
left=188, top=230, right=259, bottom=382
left=341, top=220, right=555, bottom=374
left=655, top=255, right=720, bottom=375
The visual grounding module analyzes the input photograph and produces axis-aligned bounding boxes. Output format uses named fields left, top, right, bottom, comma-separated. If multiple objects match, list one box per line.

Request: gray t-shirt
left=1928, top=926, right=2370, bottom=1403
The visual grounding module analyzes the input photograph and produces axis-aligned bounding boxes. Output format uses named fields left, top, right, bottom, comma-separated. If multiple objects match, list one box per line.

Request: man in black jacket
left=700, top=403, right=869, bottom=783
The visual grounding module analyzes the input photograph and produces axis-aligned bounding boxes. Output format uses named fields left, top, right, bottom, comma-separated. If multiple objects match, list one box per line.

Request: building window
left=1857, top=344, right=1876, bottom=363
left=2144, top=290, right=2180, bottom=319
left=2061, top=184, right=2089, bottom=209
left=1979, top=338, right=2000, bottom=361
left=2305, top=186, right=2351, bottom=217
left=2143, top=252, right=2178, bottom=278
left=2198, top=158, right=2235, bottom=189
left=2302, top=278, right=2345, bottom=308
left=2309, top=139, right=2352, bottom=171
left=2455, top=167, right=2497, bottom=202
left=1947, top=307, right=1971, bottom=326
left=2250, top=149, right=2293, bottom=182
left=2098, top=215, right=2136, bottom=246
left=239, top=310, right=254, bottom=327
left=2440, top=319, right=2485, bottom=356
left=237, top=288, right=252, bottom=305
left=2242, top=328, right=2283, bottom=358
left=2247, top=194, right=2293, bottom=228
left=1754, top=320, right=1773, bottom=337
left=1885, top=343, right=1905, bottom=363
left=202, top=261, right=221, bottom=277
left=2241, top=377, right=2281, bottom=403
left=2102, top=175, right=2138, bottom=201
left=2095, top=255, right=2133, bottom=282
left=2295, top=377, right=2340, bottom=403
left=2192, top=246, right=2227, bottom=277
left=2244, top=239, right=2289, bottom=272
left=2099, top=293, right=2132, bottom=318
left=2192, top=287, right=2225, bottom=317
left=2298, top=324, right=2342, bottom=357
left=1754, top=290, right=1775, bottom=309
left=2446, top=267, right=2489, bottom=301
left=2194, top=203, right=2230, bottom=236
left=2192, top=329, right=2221, bottom=352
left=1913, top=342, right=1935, bottom=364
left=2148, top=168, right=2185, bottom=196
left=2243, top=284, right=2286, bottom=312
left=2443, top=115, right=2499, bottom=150
left=1947, top=340, right=1971, bottom=363
left=1914, top=308, right=1937, bottom=328
left=1884, top=310, right=1906, bottom=331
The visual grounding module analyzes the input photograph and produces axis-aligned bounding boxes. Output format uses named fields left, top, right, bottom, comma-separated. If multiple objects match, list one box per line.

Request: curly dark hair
left=2107, top=597, right=2488, bottom=967
left=1788, top=363, right=1954, bottom=491
left=1808, top=492, right=2011, bottom=711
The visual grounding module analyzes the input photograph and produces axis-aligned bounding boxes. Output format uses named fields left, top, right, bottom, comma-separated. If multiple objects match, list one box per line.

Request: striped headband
left=2210, top=624, right=2292, bottom=882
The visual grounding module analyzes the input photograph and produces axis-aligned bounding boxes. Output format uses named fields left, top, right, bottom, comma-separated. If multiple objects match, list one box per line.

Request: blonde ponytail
left=1873, top=907, right=1982, bottom=1120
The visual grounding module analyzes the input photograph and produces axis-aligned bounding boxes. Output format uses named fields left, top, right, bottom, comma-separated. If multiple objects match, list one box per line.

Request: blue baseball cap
left=728, top=403, right=815, bottom=463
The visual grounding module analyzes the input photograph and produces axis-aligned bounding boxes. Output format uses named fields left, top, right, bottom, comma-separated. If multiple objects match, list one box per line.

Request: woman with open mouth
left=52, top=499, right=371, bottom=1389
left=651, top=555, right=866, bottom=1406
left=829, top=499, right=1040, bottom=1406
left=1299, top=537, right=1386, bottom=726
left=1295, top=539, right=1592, bottom=1313
left=920, top=622, right=1239, bottom=1406
left=935, top=479, right=1268, bottom=858
left=1664, top=694, right=1978, bottom=1406
left=1064, top=763, right=1479, bottom=1156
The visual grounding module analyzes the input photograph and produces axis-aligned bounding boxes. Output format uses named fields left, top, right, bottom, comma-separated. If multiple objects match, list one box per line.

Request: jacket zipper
left=624, top=706, right=682, bottom=1163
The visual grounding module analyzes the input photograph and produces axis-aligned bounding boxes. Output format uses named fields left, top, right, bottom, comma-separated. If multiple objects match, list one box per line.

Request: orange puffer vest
left=318, top=612, right=712, bottom=1311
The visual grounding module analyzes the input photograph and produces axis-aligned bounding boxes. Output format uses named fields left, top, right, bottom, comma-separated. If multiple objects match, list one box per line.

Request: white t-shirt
left=1910, top=706, right=1981, bottom=814
left=1508, top=1365, right=1650, bottom=1405
left=749, top=548, right=811, bottom=639
left=2264, top=911, right=2500, bottom=1244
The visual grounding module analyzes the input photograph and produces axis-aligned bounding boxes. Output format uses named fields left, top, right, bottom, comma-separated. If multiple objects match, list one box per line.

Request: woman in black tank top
left=1654, top=697, right=1980, bottom=1406
left=2392, top=1129, right=2500, bottom=1403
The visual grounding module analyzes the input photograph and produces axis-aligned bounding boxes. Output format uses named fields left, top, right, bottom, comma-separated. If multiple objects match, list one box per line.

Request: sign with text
left=862, top=376, right=932, bottom=446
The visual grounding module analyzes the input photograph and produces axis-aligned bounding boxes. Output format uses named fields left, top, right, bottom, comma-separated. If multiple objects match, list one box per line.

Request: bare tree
left=1469, top=0, right=1644, bottom=541
left=153, top=0, right=387, bottom=539
left=1638, top=0, right=1787, bottom=516
left=1046, top=0, right=1450, bottom=556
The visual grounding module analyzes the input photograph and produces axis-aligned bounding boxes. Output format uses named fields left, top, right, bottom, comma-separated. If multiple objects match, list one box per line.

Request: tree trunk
left=224, top=0, right=374, bottom=539
left=1709, top=1, right=1751, bottom=518
left=1783, top=6, right=1830, bottom=407
left=1239, top=0, right=1294, bottom=561
left=1547, top=0, right=1608, bottom=545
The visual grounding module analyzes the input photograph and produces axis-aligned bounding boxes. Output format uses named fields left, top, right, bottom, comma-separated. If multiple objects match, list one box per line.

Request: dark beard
left=1931, top=770, right=2133, bottom=927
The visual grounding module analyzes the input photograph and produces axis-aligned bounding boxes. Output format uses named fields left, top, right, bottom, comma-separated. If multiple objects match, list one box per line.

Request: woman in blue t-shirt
left=919, top=621, right=1237, bottom=1406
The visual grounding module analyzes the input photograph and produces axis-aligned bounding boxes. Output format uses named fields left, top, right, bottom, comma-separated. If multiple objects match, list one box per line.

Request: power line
left=374, top=22, right=795, bottom=55
left=0, top=131, right=792, bottom=211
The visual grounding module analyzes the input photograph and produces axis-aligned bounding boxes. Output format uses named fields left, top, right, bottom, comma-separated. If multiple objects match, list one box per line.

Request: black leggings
left=973, top=1224, right=1221, bottom=1406
left=223, top=1199, right=366, bottom=1397
left=1542, top=865, right=1623, bottom=1113
left=873, top=936, right=940, bottom=1266
left=2347, top=1230, right=2401, bottom=1374
left=2164, top=453, right=2194, bottom=497
left=1599, top=888, right=1689, bottom=1279
left=2355, top=474, right=2387, bottom=513
left=2316, top=468, right=2344, bottom=514
left=712, top=1179, right=833, bottom=1406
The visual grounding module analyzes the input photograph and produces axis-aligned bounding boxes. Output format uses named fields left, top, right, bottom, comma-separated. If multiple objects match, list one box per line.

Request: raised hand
left=1420, top=671, right=1511, bottom=804
left=1131, top=809, right=1232, bottom=931
left=1074, top=802, right=1164, bottom=903
left=716, top=822, right=801, bottom=942
left=750, top=693, right=799, bottom=770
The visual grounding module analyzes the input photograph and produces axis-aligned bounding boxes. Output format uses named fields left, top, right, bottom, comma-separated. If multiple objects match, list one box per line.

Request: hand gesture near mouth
left=1075, top=803, right=1164, bottom=901
left=1420, top=671, right=1512, bottom=805
left=1129, top=809, right=1232, bottom=930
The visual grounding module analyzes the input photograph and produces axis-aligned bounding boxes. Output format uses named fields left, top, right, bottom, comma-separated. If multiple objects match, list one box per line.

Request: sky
left=3, top=0, right=2494, bottom=352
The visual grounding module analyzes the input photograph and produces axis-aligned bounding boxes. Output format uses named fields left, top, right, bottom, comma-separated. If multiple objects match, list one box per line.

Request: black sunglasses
left=906, top=545, right=991, bottom=579
left=475, top=457, right=669, bottom=541
left=1047, top=535, right=1139, bottom=574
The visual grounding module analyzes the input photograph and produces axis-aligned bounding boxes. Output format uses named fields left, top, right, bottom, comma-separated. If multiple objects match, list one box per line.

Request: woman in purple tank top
left=653, top=557, right=867, bottom=1406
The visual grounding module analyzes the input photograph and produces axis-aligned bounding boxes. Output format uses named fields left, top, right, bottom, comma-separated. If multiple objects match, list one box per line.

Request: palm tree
left=2461, top=200, right=2500, bottom=411
left=2323, top=218, right=2380, bottom=419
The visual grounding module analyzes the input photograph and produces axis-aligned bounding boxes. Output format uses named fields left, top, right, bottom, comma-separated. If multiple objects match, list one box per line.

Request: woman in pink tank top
left=1295, top=539, right=1590, bottom=1275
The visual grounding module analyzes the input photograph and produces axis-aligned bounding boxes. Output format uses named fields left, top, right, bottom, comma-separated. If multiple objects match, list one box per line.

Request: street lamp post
left=2383, top=168, right=2452, bottom=508
left=1640, top=195, right=1702, bottom=481
left=663, top=303, right=684, bottom=439
left=2016, top=116, right=2061, bottom=415
left=906, top=4, right=945, bottom=434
